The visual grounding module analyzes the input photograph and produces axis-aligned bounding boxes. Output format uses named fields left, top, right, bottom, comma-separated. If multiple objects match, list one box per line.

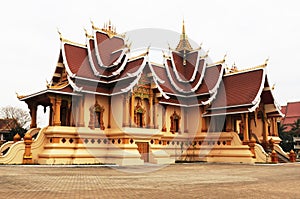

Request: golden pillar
left=162, top=105, right=167, bottom=132
left=226, top=115, right=233, bottom=132
left=184, top=108, right=188, bottom=133
left=49, top=104, right=53, bottom=126
left=149, top=94, right=154, bottom=128
left=107, top=96, right=111, bottom=128
left=28, top=103, right=37, bottom=128
left=130, top=94, right=135, bottom=127
left=201, top=107, right=207, bottom=132
left=262, top=110, right=268, bottom=144
left=243, top=113, right=249, bottom=143
left=77, top=97, right=84, bottom=127
left=123, top=94, right=130, bottom=127
left=154, top=98, right=158, bottom=129
left=53, top=96, right=62, bottom=126
left=274, top=118, right=279, bottom=136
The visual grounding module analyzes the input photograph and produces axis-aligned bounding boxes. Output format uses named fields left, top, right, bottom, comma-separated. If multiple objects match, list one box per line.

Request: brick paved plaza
left=0, top=163, right=300, bottom=199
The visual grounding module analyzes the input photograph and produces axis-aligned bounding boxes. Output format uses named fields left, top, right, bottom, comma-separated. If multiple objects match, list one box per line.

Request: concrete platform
left=0, top=163, right=299, bottom=198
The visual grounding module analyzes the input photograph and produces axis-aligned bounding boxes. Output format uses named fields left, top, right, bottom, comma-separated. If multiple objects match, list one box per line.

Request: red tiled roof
left=281, top=106, right=287, bottom=115
left=212, top=69, right=264, bottom=108
left=196, top=64, right=223, bottom=95
left=285, top=102, right=300, bottom=117
left=64, top=44, right=89, bottom=75
left=95, top=31, right=124, bottom=66
left=281, top=102, right=300, bottom=128
left=172, top=51, right=199, bottom=81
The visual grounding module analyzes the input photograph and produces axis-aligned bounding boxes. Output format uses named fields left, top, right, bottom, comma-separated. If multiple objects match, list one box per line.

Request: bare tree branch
left=0, top=106, right=31, bottom=129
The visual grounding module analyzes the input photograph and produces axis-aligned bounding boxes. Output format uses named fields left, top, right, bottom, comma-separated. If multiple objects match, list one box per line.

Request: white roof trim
left=251, top=68, right=266, bottom=105
left=201, top=64, right=225, bottom=105
left=147, top=60, right=170, bottom=99
left=121, top=73, right=142, bottom=92
left=111, top=53, right=129, bottom=76
left=208, top=103, right=253, bottom=110
left=93, top=30, right=128, bottom=68
left=248, top=98, right=261, bottom=112
left=19, top=88, right=81, bottom=101
left=86, top=37, right=100, bottom=76
left=203, top=110, right=249, bottom=117
left=67, top=76, right=83, bottom=92
left=61, top=42, right=77, bottom=78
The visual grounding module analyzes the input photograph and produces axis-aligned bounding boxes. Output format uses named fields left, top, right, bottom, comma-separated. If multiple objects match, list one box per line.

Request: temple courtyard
left=0, top=163, right=299, bottom=199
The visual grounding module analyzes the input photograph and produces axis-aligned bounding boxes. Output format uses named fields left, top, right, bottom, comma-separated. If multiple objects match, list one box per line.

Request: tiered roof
left=204, top=62, right=283, bottom=117
left=18, top=20, right=283, bottom=118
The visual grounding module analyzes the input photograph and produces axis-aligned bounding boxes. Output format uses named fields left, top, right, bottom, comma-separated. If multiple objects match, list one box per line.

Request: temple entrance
left=95, top=111, right=102, bottom=128
left=136, top=142, right=149, bottom=162
left=137, top=112, right=143, bottom=127
left=134, top=99, right=146, bottom=128
left=60, top=100, right=69, bottom=126
left=170, top=111, right=181, bottom=133
left=174, top=118, right=179, bottom=132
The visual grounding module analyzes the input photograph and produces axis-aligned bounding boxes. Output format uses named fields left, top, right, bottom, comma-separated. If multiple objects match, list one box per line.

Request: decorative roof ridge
left=58, top=29, right=86, bottom=48
left=175, top=19, right=193, bottom=52
left=16, top=92, right=27, bottom=100
left=150, top=62, right=164, bottom=68
left=91, top=20, right=125, bottom=39
left=224, top=59, right=268, bottom=76
left=48, top=81, right=69, bottom=90
left=84, top=28, right=94, bottom=39
left=207, top=54, right=227, bottom=67
left=128, top=52, right=147, bottom=62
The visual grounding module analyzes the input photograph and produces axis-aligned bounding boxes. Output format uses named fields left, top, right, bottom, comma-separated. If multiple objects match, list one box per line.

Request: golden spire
left=175, top=20, right=193, bottom=54
left=57, top=28, right=63, bottom=41
left=101, top=20, right=117, bottom=38
left=264, top=57, right=269, bottom=66
left=181, top=19, right=186, bottom=39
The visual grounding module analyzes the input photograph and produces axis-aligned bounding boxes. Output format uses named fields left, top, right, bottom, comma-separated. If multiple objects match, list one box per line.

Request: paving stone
left=0, top=163, right=299, bottom=199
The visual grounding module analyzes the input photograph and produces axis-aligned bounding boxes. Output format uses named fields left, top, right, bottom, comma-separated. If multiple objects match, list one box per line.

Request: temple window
left=170, top=111, right=181, bottom=133
left=88, top=101, right=105, bottom=130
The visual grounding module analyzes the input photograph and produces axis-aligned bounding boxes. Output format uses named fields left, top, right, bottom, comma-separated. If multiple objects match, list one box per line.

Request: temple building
left=0, top=21, right=286, bottom=165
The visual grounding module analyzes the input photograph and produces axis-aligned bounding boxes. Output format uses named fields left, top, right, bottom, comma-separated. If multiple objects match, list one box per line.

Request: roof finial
left=182, top=19, right=186, bottom=37
left=90, top=19, right=95, bottom=29
left=57, top=27, right=62, bottom=40
left=223, top=53, right=227, bottom=61
left=176, top=19, right=193, bottom=52
left=264, top=57, right=269, bottom=66
left=108, top=19, right=112, bottom=30
left=146, top=44, right=151, bottom=55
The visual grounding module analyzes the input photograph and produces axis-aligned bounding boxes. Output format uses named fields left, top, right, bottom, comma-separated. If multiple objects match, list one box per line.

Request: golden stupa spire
left=182, top=19, right=186, bottom=39
left=175, top=19, right=193, bottom=62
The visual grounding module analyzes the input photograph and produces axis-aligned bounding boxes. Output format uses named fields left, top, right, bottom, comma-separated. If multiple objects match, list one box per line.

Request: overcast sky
left=1, top=0, right=300, bottom=112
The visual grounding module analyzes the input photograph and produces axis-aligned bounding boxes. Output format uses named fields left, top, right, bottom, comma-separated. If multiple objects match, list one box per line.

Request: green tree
left=290, top=118, right=300, bottom=133
left=279, top=123, right=294, bottom=152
